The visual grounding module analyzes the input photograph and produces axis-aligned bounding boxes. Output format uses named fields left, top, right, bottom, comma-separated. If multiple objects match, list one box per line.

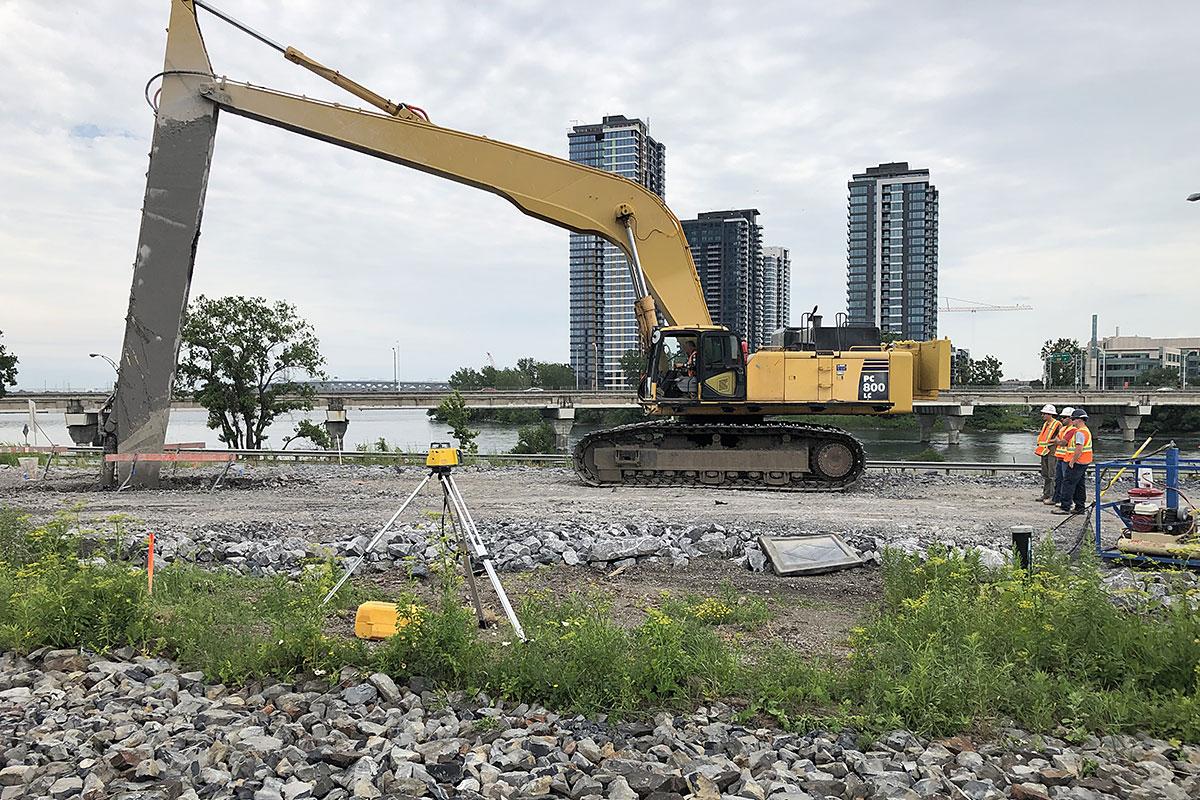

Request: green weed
left=3, top=504, right=1198, bottom=741
left=658, top=581, right=772, bottom=630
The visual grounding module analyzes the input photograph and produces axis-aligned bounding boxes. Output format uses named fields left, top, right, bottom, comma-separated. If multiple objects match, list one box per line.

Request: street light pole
left=391, top=345, right=398, bottom=389
left=88, top=353, right=119, bottom=374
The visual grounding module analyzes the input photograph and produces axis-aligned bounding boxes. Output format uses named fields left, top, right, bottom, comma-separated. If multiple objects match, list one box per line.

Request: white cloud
left=1, top=0, right=1198, bottom=389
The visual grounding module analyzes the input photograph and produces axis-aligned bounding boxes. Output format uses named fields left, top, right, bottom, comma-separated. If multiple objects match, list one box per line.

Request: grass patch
left=2, top=506, right=1198, bottom=741
left=906, top=447, right=946, bottom=462
left=658, top=581, right=771, bottom=630
left=0, top=508, right=367, bottom=684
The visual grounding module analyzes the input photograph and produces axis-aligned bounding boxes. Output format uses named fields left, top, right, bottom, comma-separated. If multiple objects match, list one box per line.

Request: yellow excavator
left=111, top=1, right=949, bottom=490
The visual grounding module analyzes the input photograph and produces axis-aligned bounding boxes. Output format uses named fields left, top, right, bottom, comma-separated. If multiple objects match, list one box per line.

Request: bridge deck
left=4, top=389, right=1198, bottom=412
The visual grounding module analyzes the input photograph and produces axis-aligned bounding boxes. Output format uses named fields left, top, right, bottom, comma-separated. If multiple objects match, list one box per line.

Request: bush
left=0, top=508, right=366, bottom=684
left=510, top=422, right=556, bottom=455
left=493, top=592, right=736, bottom=716
left=658, top=581, right=771, bottom=630
left=846, top=545, right=1200, bottom=739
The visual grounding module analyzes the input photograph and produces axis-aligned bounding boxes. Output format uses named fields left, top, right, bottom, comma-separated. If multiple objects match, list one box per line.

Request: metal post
left=1166, top=444, right=1179, bottom=511
left=1094, top=460, right=1102, bottom=557
left=1010, top=525, right=1033, bottom=570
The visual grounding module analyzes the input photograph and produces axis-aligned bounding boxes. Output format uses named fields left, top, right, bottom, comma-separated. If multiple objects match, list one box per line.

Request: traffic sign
left=1049, top=354, right=1073, bottom=364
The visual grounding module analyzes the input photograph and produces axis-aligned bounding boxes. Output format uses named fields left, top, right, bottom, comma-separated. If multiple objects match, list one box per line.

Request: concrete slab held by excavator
left=759, top=533, right=863, bottom=576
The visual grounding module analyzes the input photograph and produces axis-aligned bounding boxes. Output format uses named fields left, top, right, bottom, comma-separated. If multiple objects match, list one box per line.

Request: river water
left=2, top=408, right=1195, bottom=462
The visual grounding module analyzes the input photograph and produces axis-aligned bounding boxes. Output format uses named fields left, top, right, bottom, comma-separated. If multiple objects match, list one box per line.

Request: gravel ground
left=0, top=462, right=1072, bottom=566
left=5, top=461, right=1170, bottom=658
left=3, top=464, right=1199, bottom=799
left=2, top=647, right=1197, bottom=800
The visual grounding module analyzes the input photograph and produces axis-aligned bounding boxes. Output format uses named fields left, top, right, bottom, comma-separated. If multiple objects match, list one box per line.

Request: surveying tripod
left=322, top=443, right=526, bottom=641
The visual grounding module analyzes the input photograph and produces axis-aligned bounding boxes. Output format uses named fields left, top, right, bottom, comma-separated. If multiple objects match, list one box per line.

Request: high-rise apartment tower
left=568, top=115, right=666, bottom=389
left=846, top=162, right=938, bottom=341
left=762, top=246, right=791, bottom=336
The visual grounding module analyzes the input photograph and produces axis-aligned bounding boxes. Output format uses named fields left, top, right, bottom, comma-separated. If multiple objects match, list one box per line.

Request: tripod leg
left=444, top=493, right=487, bottom=626
left=442, top=474, right=526, bottom=641
left=322, top=473, right=433, bottom=604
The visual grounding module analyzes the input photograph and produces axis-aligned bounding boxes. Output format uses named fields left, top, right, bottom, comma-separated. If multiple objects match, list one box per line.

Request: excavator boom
left=199, top=78, right=711, bottom=328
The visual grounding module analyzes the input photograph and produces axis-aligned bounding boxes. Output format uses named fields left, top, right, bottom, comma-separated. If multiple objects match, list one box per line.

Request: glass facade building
left=568, top=116, right=666, bottom=389
left=846, top=162, right=938, bottom=341
left=762, top=246, right=791, bottom=338
left=680, top=211, right=789, bottom=351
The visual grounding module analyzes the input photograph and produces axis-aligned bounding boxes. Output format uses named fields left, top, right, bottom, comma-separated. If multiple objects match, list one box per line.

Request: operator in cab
left=658, top=336, right=699, bottom=398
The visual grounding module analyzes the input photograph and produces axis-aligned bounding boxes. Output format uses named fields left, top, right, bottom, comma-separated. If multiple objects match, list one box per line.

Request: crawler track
left=573, top=420, right=866, bottom=491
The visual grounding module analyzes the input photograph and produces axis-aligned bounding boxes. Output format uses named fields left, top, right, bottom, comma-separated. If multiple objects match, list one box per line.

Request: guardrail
left=15, top=446, right=1040, bottom=474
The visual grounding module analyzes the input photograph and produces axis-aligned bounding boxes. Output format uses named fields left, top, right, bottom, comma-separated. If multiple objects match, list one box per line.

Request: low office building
left=1087, top=335, right=1200, bottom=389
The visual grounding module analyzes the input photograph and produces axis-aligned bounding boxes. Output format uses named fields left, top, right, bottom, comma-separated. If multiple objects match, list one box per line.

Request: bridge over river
left=5, top=388, right=1191, bottom=445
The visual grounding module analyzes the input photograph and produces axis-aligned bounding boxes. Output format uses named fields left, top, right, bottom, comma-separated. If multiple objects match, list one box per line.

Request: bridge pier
left=916, top=405, right=974, bottom=445
left=1081, top=404, right=1150, bottom=443
left=1113, top=405, right=1150, bottom=443
left=541, top=407, right=575, bottom=453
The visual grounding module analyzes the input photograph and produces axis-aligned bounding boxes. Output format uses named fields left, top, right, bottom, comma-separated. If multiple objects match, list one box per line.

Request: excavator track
left=573, top=420, right=866, bottom=491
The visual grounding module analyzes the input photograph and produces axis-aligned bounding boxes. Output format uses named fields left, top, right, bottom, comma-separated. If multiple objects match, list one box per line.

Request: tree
left=952, top=350, right=1003, bottom=386
left=448, top=367, right=485, bottom=390
left=176, top=295, right=326, bottom=449
left=0, top=331, right=17, bottom=398
left=510, top=421, right=556, bottom=454
left=282, top=419, right=331, bottom=450
left=619, top=349, right=644, bottom=388
left=449, top=358, right=574, bottom=390
left=534, top=362, right=575, bottom=389
left=1040, top=338, right=1083, bottom=386
left=1136, top=366, right=1180, bottom=388
left=436, top=390, right=479, bottom=454
left=952, top=349, right=973, bottom=386
left=971, top=355, right=1004, bottom=386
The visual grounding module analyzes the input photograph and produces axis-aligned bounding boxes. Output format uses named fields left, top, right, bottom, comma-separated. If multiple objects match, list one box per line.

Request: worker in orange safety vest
left=1052, top=408, right=1093, bottom=515
left=1048, top=406, right=1075, bottom=506
left=1033, top=403, right=1061, bottom=503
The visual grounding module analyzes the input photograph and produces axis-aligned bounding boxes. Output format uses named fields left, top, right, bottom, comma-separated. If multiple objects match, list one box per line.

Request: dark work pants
left=1040, top=453, right=1056, bottom=499
left=1059, top=463, right=1088, bottom=511
left=1051, top=459, right=1066, bottom=504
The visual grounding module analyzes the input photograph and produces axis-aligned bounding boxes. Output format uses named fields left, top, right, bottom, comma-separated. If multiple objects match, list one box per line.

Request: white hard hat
left=1060, top=406, right=1075, bottom=417
left=1041, top=403, right=1057, bottom=415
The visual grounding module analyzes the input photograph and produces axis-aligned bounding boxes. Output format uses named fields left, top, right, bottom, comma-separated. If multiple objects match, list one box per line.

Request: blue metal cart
left=1093, top=446, right=1200, bottom=569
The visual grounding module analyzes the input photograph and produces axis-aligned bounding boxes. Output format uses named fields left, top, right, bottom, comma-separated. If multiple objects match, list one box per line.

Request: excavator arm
left=172, top=0, right=711, bottom=331
left=108, top=0, right=710, bottom=484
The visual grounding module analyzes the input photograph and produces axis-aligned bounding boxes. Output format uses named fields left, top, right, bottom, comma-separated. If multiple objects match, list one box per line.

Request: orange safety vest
left=1034, top=418, right=1061, bottom=456
left=1054, top=422, right=1076, bottom=460
left=1073, top=424, right=1094, bottom=465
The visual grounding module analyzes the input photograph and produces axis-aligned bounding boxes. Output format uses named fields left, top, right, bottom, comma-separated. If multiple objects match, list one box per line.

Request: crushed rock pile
left=2, top=647, right=1198, bottom=800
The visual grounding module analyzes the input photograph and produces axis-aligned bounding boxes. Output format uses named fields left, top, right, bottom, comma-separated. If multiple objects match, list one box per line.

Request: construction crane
left=107, top=0, right=951, bottom=491
left=941, top=297, right=1034, bottom=313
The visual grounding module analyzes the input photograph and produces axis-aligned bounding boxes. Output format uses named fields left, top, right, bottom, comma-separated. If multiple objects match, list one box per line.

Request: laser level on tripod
left=323, top=442, right=526, bottom=641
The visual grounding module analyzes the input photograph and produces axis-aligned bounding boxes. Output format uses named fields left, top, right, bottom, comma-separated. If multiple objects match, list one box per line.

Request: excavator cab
left=646, top=327, right=747, bottom=404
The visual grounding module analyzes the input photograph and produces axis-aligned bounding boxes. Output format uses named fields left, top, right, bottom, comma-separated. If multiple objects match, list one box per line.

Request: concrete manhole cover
left=758, top=533, right=863, bottom=576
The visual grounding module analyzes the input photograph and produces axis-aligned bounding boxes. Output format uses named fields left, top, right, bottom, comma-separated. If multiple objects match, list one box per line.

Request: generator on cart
left=1094, top=445, right=1200, bottom=568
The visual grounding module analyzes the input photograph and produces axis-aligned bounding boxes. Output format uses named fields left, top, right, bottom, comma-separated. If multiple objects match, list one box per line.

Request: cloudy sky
left=2, top=0, right=1198, bottom=390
